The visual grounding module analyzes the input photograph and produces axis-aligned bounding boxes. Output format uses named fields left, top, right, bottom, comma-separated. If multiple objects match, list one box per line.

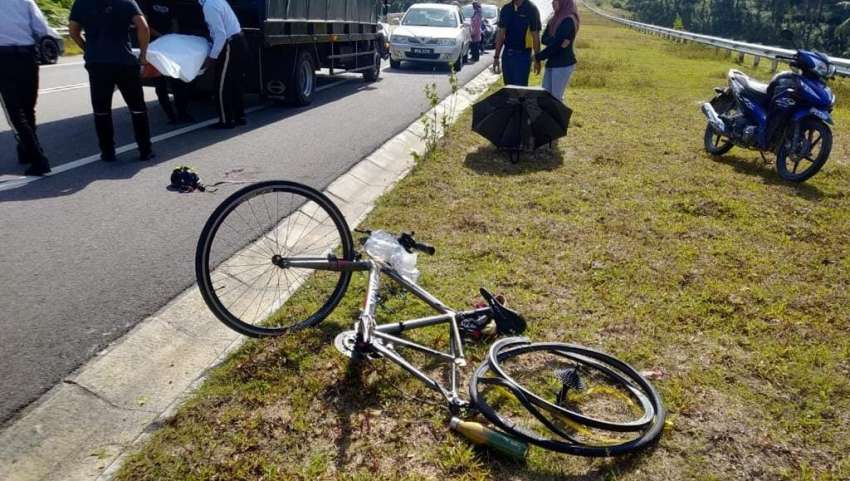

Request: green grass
left=114, top=9, right=850, bottom=481
left=63, top=36, right=82, bottom=57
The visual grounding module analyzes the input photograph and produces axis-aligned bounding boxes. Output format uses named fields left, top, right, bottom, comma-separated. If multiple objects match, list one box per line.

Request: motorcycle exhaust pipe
left=701, top=103, right=726, bottom=134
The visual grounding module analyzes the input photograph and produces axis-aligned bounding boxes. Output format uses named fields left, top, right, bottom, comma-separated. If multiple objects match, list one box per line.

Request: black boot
left=130, top=110, right=154, bottom=160
left=94, top=113, right=116, bottom=162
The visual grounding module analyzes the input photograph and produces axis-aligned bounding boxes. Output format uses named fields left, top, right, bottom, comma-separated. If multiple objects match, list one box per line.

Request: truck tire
left=363, top=51, right=381, bottom=82
left=286, top=51, right=316, bottom=106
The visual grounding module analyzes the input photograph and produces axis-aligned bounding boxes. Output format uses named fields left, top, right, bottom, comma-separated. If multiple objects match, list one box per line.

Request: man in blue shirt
left=69, top=0, right=155, bottom=161
left=0, top=0, right=52, bottom=176
left=200, top=0, right=246, bottom=129
left=493, top=0, right=542, bottom=86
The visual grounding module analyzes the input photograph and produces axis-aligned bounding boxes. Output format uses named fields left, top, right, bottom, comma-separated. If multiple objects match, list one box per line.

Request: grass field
left=114, top=9, right=850, bottom=481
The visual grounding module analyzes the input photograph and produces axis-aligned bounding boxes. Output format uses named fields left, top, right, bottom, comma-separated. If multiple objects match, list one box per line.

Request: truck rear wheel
left=287, top=51, right=316, bottom=106
left=363, top=51, right=381, bottom=82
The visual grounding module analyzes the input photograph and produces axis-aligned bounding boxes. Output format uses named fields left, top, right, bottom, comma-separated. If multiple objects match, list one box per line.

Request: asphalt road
left=0, top=52, right=494, bottom=423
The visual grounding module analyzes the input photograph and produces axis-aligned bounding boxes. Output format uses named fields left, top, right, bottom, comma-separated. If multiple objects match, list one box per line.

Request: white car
left=389, top=3, right=471, bottom=71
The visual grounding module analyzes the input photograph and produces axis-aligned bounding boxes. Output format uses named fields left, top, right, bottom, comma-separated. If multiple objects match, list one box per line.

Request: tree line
left=617, top=0, right=850, bottom=56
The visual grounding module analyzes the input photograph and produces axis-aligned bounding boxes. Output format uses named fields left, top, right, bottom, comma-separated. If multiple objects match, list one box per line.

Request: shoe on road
left=24, top=164, right=51, bottom=176
left=139, top=150, right=156, bottom=161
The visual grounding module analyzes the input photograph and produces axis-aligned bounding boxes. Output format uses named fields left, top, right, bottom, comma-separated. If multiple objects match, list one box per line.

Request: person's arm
left=69, top=21, right=85, bottom=52
left=535, top=20, right=574, bottom=62
left=531, top=7, right=542, bottom=74
left=203, top=4, right=227, bottom=69
left=493, top=28, right=506, bottom=73
left=532, top=31, right=541, bottom=74
left=133, top=14, right=150, bottom=64
left=27, top=0, right=51, bottom=40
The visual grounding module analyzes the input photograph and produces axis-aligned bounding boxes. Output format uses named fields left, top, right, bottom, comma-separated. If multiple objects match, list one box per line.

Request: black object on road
left=472, top=85, right=572, bottom=162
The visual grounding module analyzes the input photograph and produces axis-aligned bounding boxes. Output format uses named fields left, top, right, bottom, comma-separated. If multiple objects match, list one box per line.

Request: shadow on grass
left=708, top=153, right=826, bottom=201
left=483, top=446, right=654, bottom=481
left=464, top=144, right=565, bottom=176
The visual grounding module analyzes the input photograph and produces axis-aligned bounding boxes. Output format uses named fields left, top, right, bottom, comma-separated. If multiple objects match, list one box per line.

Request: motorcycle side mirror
left=780, top=29, right=796, bottom=47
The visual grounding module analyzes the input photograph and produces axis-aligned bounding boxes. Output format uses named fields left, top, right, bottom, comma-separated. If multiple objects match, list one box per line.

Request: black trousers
left=471, top=41, right=481, bottom=61
left=86, top=63, right=152, bottom=156
left=214, top=34, right=247, bottom=125
left=0, top=48, right=48, bottom=167
left=154, top=76, right=190, bottom=121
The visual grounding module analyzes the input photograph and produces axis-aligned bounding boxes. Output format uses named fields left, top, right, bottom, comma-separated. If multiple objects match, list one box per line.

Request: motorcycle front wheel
left=776, top=119, right=832, bottom=183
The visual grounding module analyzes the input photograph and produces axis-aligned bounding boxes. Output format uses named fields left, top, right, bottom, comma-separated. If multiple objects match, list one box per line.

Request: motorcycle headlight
left=391, top=35, right=411, bottom=44
left=436, top=38, right=457, bottom=46
left=828, top=64, right=837, bottom=78
left=813, top=58, right=830, bottom=78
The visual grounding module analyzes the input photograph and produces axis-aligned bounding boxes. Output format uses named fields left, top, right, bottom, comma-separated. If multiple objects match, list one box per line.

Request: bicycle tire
left=196, top=181, right=354, bottom=337
left=469, top=338, right=666, bottom=457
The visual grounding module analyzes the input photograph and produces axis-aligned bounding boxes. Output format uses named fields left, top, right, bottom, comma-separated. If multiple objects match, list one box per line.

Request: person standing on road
left=142, top=0, right=193, bottom=124
left=69, top=0, right=155, bottom=162
left=0, top=0, right=52, bottom=176
left=199, top=0, right=247, bottom=129
left=469, top=1, right=483, bottom=63
left=536, top=0, right=578, bottom=100
left=492, top=0, right=542, bottom=86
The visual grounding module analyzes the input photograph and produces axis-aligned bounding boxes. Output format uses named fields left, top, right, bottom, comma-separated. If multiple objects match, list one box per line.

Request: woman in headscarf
left=469, top=2, right=483, bottom=62
left=535, top=0, right=579, bottom=101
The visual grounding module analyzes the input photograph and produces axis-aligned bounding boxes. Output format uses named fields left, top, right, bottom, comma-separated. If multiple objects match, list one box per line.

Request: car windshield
left=402, top=8, right=458, bottom=28
left=483, top=5, right=497, bottom=18
left=462, top=5, right=473, bottom=18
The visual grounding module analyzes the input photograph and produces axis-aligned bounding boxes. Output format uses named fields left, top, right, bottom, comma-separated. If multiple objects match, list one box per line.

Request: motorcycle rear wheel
left=776, top=119, right=832, bottom=183
left=704, top=125, right=734, bottom=156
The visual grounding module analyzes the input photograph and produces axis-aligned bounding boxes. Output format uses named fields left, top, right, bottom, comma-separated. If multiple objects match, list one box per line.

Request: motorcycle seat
left=729, top=69, right=770, bottom=104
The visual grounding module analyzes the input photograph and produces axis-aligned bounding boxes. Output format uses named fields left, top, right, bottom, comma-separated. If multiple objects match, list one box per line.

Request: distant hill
left=616, top=0, right=850, bottom=57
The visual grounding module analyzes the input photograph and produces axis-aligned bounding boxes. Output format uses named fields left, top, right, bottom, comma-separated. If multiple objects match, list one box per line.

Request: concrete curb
left=0, top=67, right=500, bottom=481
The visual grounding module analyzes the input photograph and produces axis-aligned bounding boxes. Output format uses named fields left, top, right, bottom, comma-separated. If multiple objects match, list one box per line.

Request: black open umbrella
left=472, top=86, right=572, bottom=161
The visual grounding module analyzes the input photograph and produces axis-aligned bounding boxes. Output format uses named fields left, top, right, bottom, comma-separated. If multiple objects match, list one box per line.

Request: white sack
left=147, top=34, right=211, bottom=83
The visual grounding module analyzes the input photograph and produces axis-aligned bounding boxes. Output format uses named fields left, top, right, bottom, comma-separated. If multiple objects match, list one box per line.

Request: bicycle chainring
left=333, top=330, right=392, bottom=360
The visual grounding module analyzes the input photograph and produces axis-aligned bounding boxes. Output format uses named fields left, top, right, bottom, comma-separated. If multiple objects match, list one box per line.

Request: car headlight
left=436, top=38, right=456, bottom=46
left=391, top=35, right=411, bottom=44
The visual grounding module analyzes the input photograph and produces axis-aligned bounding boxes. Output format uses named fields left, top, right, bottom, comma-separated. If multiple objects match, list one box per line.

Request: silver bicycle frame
left=363, top=259, right=472, bottom=408
left=286, top=256, right=488, bottom=408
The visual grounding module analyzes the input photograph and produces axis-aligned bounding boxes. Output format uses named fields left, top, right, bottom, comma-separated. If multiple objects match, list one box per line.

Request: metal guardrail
left=583, top=1, right=850, bottom=78
left=55, top=27, right=69, bottom=35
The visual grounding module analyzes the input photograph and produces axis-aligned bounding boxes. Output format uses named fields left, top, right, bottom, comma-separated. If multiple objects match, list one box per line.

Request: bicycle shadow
left=463, top=143, right=565, bottom=176
left=482, top=447, right=656, bottom=480
left=707, top=153, right=826, bottom=201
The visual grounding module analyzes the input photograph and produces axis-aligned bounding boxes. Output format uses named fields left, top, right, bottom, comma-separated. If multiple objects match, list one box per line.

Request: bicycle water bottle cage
left=479, top=288, right=527, bottom=335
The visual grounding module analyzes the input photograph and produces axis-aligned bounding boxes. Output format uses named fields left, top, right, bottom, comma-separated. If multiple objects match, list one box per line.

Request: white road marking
left=0, top=105, right=267, bottom=192
left=39, top=82, right=89, bottom=94
left=0, top=75, right=361, bottom=192
left=43, top=60, right=85, bottom=68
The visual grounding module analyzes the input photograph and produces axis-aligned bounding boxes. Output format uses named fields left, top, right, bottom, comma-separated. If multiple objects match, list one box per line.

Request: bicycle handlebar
left=398, top=232, right=436, bottom=255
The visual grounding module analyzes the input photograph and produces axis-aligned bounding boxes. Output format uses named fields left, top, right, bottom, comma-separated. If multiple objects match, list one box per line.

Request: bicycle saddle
left=479, top=288, right=527, bottom=335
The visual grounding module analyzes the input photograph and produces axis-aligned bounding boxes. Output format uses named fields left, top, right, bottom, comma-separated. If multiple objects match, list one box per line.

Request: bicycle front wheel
left=469, top=338, right=666, bottom=457
left=196, top=181, right=354, bottom=337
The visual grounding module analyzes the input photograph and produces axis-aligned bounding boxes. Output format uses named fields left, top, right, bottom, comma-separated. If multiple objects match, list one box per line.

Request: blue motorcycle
left=701, top=33, right=836, bottom=182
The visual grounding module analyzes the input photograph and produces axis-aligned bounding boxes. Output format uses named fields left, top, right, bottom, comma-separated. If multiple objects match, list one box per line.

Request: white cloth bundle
left=146, top=34, right=211, bottom=82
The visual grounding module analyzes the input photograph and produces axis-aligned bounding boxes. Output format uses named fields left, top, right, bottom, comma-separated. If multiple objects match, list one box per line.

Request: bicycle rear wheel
left=196, top=181, right=354, bottom=337
left=469, top=338, right=666, bottom=457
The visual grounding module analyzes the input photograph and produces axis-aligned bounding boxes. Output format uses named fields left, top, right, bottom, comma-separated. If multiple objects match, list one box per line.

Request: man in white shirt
left=0, top=0, right=52, bottom=175
left=199, top=0, right=246, bottom=128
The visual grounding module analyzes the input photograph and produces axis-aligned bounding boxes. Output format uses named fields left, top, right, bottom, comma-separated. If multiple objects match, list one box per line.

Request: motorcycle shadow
left=708, top=153, right=826, bottom=201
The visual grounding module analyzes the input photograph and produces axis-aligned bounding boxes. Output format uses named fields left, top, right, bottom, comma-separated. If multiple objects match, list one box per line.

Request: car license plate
left=412, top=48, right=433, bottom=54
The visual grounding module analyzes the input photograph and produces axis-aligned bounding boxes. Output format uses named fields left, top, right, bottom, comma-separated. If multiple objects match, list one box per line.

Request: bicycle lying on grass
left=195, top=180, right=666, bottom=458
